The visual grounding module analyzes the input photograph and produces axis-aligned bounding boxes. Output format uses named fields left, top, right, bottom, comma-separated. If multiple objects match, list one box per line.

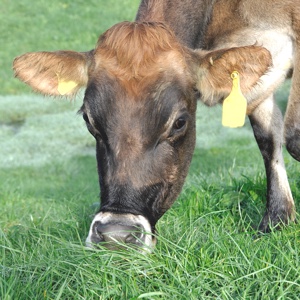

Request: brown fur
left=13, top=21, right=271, bottom=102
left=13, top=51, right=91, bottom=96
left=94, top=22, right=188, bottom=97
left=195, top=46, right=271, bottom=105
left=136, top=0, right=165, bottom=22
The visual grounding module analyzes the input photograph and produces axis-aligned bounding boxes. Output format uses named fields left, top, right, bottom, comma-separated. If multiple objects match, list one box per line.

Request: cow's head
left=13, top=22, right=271, bottom=252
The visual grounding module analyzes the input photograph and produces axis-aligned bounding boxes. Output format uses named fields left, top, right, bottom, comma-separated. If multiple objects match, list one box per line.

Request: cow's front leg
left=284, top=43, right=300, bottom=161
left=249, top=95, right=296, bottom=232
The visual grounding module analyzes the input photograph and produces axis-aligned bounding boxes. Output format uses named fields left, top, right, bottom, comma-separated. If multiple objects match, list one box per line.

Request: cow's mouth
left=86, top=212, right=156, bottom=252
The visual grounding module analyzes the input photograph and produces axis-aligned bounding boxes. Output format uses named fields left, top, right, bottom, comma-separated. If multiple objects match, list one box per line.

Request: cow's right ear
left=13, top=50, right=94, bottom=96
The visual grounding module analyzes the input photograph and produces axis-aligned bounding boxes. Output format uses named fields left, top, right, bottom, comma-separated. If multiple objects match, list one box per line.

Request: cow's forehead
left=83, top=73, right=191, bottom=123
left=91, top=21, right=192, bottom=97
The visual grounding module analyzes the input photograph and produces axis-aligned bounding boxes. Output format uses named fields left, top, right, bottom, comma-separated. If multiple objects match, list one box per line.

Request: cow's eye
left=173, top=117, right=187, bottom=131
left=82, top=113, right=90, bottom=124
left=82, top=113, right=100, bottom=138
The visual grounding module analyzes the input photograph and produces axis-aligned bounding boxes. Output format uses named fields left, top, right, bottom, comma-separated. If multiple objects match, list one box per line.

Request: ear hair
left=194, top=46, right=272, bottom=104
left=13, top=50, right=94, bottom=96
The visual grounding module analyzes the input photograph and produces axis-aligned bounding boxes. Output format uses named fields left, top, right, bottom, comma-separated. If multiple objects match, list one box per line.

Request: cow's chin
left=86, top=212, right=156, bottom=253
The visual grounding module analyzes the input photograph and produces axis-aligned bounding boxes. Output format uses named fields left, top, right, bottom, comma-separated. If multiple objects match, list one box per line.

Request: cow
left=13, top=0, right=298, bottom=252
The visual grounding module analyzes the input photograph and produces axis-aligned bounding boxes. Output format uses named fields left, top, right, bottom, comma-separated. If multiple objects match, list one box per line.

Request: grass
left=1, top=1, right=300, bottom=299
left=1, top=0, right=141, bottom=95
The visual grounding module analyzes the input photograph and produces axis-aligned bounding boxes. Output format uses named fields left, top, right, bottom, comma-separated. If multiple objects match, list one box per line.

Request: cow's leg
left=284, top=58, right=300, bottom=160
left=249, top=95, right=295, bottom=232
left=284, top=31, right=300, bottom=161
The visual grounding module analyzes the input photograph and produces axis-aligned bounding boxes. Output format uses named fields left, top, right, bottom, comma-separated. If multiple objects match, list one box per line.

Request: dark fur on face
left=81, top=68, right=197, bottom=228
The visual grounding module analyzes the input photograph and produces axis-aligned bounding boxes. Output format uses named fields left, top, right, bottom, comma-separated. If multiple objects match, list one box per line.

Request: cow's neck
left=135, top=0, right=216, bottom=48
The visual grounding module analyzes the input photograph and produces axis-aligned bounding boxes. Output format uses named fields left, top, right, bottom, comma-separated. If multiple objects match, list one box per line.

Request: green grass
left=1, top=0, right=140, bottom=95
left=1, top=1, right=300, bottom=299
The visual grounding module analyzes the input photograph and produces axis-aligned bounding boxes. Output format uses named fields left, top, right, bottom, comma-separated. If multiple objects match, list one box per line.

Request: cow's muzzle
left=86, top=212, right=155, bottom=252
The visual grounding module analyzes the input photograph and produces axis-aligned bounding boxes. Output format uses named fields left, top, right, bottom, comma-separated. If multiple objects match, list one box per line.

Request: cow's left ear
left=194, top=46, right=272, bottom=102
left=13, top=50, right=94, bottom=96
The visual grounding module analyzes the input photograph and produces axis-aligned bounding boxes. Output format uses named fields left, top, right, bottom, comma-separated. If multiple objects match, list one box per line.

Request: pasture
left=1, top=1, right=300, bottom=299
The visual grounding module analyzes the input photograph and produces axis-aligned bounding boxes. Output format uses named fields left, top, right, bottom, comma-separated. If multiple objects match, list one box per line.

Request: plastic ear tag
left=57, top=78, right=78, bottom=95
left=222, top=71, right=247, bottom=128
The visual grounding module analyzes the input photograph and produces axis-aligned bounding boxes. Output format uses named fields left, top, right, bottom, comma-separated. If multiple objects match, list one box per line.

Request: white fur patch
left=86, top=212, right=155, bottom=252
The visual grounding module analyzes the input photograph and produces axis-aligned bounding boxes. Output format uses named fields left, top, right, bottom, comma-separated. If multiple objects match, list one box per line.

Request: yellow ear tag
left=222, top=71, right=247, bottom=128
left=57, top=79, right=78, bottom=96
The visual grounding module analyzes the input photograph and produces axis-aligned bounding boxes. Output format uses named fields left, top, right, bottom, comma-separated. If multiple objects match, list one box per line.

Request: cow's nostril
left=93, top=221, right=105, bottom=242
left=125, top=233, right=136, bottom=244
left=124, top=228, right=143, bottom=244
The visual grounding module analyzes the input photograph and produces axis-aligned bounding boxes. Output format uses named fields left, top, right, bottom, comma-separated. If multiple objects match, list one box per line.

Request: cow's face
left=13, top=22, right=271, bottom=251
left=82, top=24, right=199, bottom=250
left=82, top=67, right=198, bottom=251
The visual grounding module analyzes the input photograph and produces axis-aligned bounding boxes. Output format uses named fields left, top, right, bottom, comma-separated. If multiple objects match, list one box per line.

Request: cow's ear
left=194, top=46, right=272, bottom=102
left=13, top=50, right=93, bottom=96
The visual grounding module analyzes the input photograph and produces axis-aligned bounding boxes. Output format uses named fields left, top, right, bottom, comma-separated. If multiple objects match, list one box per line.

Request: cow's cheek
left=152, top=128, right=196, bottom=219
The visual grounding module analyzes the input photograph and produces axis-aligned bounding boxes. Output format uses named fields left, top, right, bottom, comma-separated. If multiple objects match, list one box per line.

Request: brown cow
left=13, top=0, right=297, bottom=252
